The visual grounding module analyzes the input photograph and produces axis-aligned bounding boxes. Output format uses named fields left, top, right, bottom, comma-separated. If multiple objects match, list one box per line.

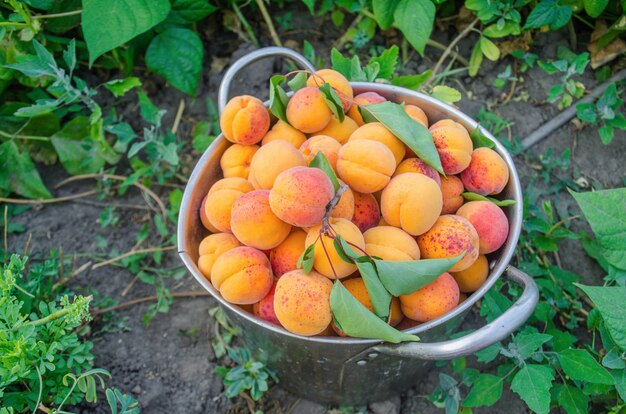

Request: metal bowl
left=178, top=47, right=538, bottom=405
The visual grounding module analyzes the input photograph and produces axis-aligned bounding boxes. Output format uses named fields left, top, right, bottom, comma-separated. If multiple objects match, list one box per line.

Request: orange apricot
left=404, top=104, right=429, bottom=127
left=220, top=144, right=259, bottom=179
left=346, top=92, right=386, bottom=125
left=198, top=233, right=242, bottom=278
left=253, top=280, right=281, bottom=325
left=349, top=122, right=406, bottom=165
left=261, top=120, right=307, bottom=147
left=429, top=119, right=473, bottom=175
left=363, top=226, right=420, bottom=261
left=400, top=273, right=460, bottom=322
left=451, top=254, right=489, bottom=293
left=457, top=201, right=509, bottom=254
left=204, top=177, right=254, bottom=233
left=316, top=115, right=359, bottom=144
left=211, top=246, right=273, bottom=304
left=269, top=230, right=307, bottom=277
left=337, top=140, right=396, bottom=193
left=416, top=215, right=479, bottom=272
left=394, top=157, right=442, bottom=186
left=286, top=87, right=332, bottom=133
left=306, top=69, right=353, bottom=111
left=440, top=175, right=465, bottom=214
left=351, top=192, right=381, bottom=233
left=220, top=95, right=270, bottom=145
left=248, top=140, right=306, bottom=189
left=300, top=135, right=342, bottom=171
left=460, top=148, right=510, bottom=196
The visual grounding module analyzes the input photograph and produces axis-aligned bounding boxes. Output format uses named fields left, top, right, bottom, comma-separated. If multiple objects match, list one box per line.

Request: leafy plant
left=538, top=47, right=590, bottom=109
left=576, top=82, right=626, bottom=144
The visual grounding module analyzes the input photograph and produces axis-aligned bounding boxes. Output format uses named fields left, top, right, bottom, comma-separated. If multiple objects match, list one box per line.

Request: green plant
left=493, top=64, right=517, bottom=89
left=538, top=47, right=590, bottom=109
left=576, top=82, right=626, bottom=144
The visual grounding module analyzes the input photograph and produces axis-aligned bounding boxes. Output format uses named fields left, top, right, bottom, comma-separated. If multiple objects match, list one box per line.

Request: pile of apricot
left=197, top=69, right=511, bottom=337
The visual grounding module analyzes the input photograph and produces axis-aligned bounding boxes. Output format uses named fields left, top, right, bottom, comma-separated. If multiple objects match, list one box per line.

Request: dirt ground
left=6, top=6, right=626, bottom=414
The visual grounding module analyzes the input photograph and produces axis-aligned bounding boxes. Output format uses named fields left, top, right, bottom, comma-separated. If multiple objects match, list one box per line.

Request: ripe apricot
left=248, top=140, right=306, bottom=189
left=286, top=87, right=332, bottom=133
left=346, top=92, right=386, bottom=126
left=363, top=226, right=420, bottom=261
left=416, top=215, right=479, bottom=272
left=380, top=173, right=443, bottom=236
left=269, top=166, right=334, bottom=227
left=457, top=201, right=509, bottom=254
left=316, top=115, right=358, bottom=144
left=351, top=192, right=380, bottom=233
left=204, top=177, right=254, bottom=233
left=349, top=122, right=406, bottom=165
left=253, top=280, right=281, bottom=326
left=460, top=148, right=510, bottom=196
left=199, top=195, right=220, bottom=233
left=269, top=230, right=307, bottom=277
left=230, top=190, right=291, bottom=250
left=198, top=233, right=242, bottom=278
left=331, top=181, right=355, bottom=220
left=261, top=120, right=307, bottom=147
left=451, top=254, right=489, bottom=293
left=440, top=175, right=465, bottom=214
left=211, top=246, right=273, bottom=305
left=404, top=104, right=429, bottom=127
left=337, top=140, right=396, bottom=193
left=429, top=119, right=473, bottom=175
left=299, top=135, right=342, bottom=171
left=305, top=218, right=365, bottom=279
left=220, top=144, right=259, bottom=179
left=220, top=95, right=270, bottom=145
left=274, top=269, right=333, bottom=336
left=400, top=273, right=460, bottom=322
left=306, top=69, right=353, bottom=111
left=394, top=158, right=441, bottom=186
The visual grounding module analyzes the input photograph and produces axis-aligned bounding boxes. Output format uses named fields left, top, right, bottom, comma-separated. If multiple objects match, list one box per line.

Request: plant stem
left=32, top=9, right=82, bottom=19
left=0, top=190, right=99, bottom=205
left=92, top=291, right=210, bottom=316
left=332, top=13, right=363, bottom=50
left=426, top=39, right=470, bottom=67
left=0, top=130, right=51, bottom=141
left=255, top=0, right=282, bottom=47
left=231, top=1, right=260, bottom=47
left=92, top=245, right=176, bottom=269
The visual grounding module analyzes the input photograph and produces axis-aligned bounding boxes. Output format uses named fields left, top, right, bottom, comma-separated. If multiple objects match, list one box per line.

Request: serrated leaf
left=82, top=0, right=171, bottom=65
left=462, top=192, right=516, bottom=207
left=309, top=152, right=340, bottom=192
left=470, top=125, right=496, bottom=149
left=319, top=83, right=345, bottom=122
left=330, top=280, right=419, bottom=343
left=393, top=0, right=435, bottom=55
left=0, top=141, right=52, bottom=199
left=372, top=0, right=400, bottom=29
left=269, top=75, right=289, bottom=123
left=104, top=77, right=142, bottom=97
left=510, top=364, right=554, bottom=414
left=364, top=101, right=443, bottom=173
left=513, top=332, right=552, bottom=359
left=431, top=85, right=462, bottom=104
left=463, top=374, right=503, bottom=407
left=375, top=253, right=464, bottom=296
left=330, top=48, right=352, bottom=80
left=523, top=0, right=572, bottom=30
left=138, top=92, right=165, bottom=126
left=146, top=28, right=203, bottom=95
left=391, top=71, right=432, bottom=90
left=576, top=284, right=626, bottom=351
left=557, top=348, right=614, bottom=384
left=288, top=72, right=307, bottom=92
left=555, top=384, right=589, bottom=414
left=50, top=116, right=108, bottom=174
left=369, top=45, right=399, bottom=80
left=571, top=188, right=626, bottom=271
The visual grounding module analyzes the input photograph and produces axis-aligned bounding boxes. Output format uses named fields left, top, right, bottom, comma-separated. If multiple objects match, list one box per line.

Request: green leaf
left=146, top=28, right=203, bottom=95
left=554, top=384, right=589, bottom=414
left=602, top=348, right=625, bottom=369
left=319, top=83, right=345, bottom=122
left=192, top=134, right=215, bottom=153
left=463, top=374, right=503, bottom=407
left=364, top=101, right=443, bottom=173
left=571, top=188, right=626, bottom=270
left=469, top=42, right=483, bottom=77
left=391, top=71, right=432, bottom=90
left=372, top=0, right=400, bottom=29
left=369, top=46, right=399, bottom=80
left=375, top=253, right=464, bottom=296
left=510, top=364, right=554, bottom=414
left=297, top=243, right=315, bottom=274
left=483, top=22, right=520, bottom=38
left=82, top=0, right=171, bottom=65
left=470, top=125, right=496, bottom=149
left=462, top=192, right=516, bottom=207
left=330, top=280, right=419, bottom=343
left=557, top=348, right=614, bottom=384
left=356, top=260, right=392, bottom=320
left=0, top=141, right=52, bottom=199
left=576, top=102, right=598, bottom=124
left=50, top=116, right=108, bottom=174
left=430, top=85, right=462, bottom=105
left=613, top=369, right=626, bottom=401
left=301, top=0, right=315, bottom=14
left=583, top=0, right=608, bottom=17
left=330, top=48, right=352, bottom=80
left=163, top=0, right=217, bottom=26
left=287, top=72, right=307, bottom=92
left=576, top=284, right=626, bottom=350
left=513, top=332, right=552, bottom=359
left=480, top=37, right=501, bottom=61
left=309, top=152, right=340, bottom=192
left=475, top=342, right=502, bottom=362
left=269, top=75, right=290, bottom=123
left=393, top=0, right=435, bottom=55
left=523, top=0, right=572, bottom=30
left=138, top=92, right=165, bottom=126
left=104, top=77, right=142, bottom=97
left=598, top=126, right=614, bottom=145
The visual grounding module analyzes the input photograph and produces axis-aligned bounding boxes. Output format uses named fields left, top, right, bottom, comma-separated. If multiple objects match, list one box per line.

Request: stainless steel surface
left=177, top=47, right=537, bottom=404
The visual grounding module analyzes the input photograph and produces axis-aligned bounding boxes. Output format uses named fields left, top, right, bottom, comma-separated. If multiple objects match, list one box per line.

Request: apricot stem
left=318, top=236, right=339, bottom=280
left=321, top=184, right=348, bottom=233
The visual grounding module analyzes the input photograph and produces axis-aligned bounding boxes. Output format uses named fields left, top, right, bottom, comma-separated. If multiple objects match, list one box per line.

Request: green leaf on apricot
left=330, top=280, right=419, bottom=343
left=363, top=101, right=444, bottom=174
left=319, top=83, right=345, bottom=122
left=309, top=152, right=340, bottom=192
left=333, top=236, right=359, bottom=264
left=287, top=72, right=307, bottom=92
left=462, top=192, right=516, bottom=207
left=269, top=75, right=290, bottom=124
left=375, top=253, right=465, bottom=296
left=296, top=243, right=315, bottom=274
left=470, top=125, right=496, bottom=149
left=356, top=260, right=392, bottom=320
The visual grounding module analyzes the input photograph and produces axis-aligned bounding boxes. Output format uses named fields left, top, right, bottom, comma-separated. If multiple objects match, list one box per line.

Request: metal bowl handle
left=354, top=266, right=538, bottom=362
left=218, top=47, right=317, bottom=114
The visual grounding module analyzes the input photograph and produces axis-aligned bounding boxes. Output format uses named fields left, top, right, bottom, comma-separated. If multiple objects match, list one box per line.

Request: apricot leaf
left=309, top=152, right=340, bottom=192
left=462, top=192, right=516, bottom=207
left=356, top=260, right=392, bottom=320
left=319, top=83, right=345, bottom=122
left=330, top=280, right=419, bottom=343
left=364, top=101, right=443, bottom=174
left=470, top=125, right=496, bottom=149
left=375, top=253, right=465, bottom=296
left=287, top=72, right=307, bottom=92
left=269, top=75, right=290, bottom=124
left=296, top=243, right=315, bottom=274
